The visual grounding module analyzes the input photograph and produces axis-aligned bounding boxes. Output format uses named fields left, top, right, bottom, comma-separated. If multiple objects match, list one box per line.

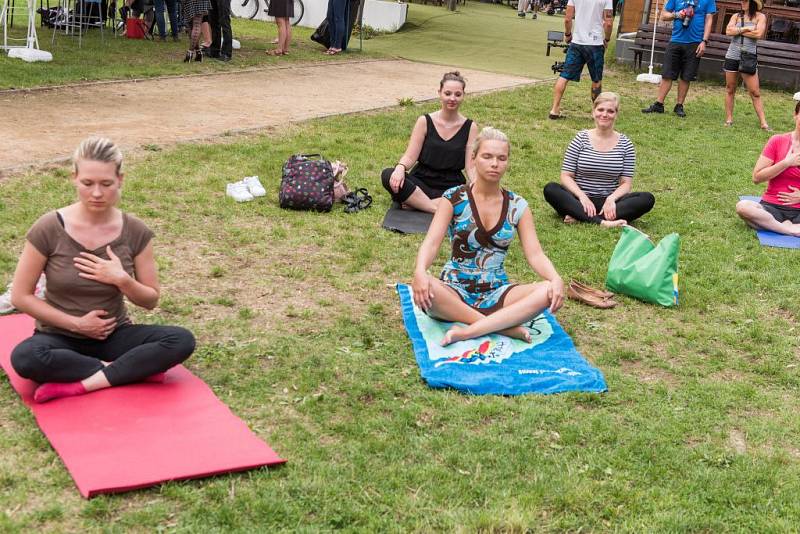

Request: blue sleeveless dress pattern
left=439, top=185, right=529, bottom=314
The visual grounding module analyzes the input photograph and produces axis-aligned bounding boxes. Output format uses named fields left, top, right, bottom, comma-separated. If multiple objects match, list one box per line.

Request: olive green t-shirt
left=26, top=211, right=154, bottom=338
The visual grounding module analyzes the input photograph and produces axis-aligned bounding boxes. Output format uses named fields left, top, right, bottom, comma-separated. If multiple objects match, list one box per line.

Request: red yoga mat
left=0, top=314, right=285, bottom=498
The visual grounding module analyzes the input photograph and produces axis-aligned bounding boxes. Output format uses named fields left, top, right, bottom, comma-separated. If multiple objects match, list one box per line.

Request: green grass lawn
left=2, top=65, right=800, bottom=530
left=0, top=3, right=384, bottom=90
left=0, top=1, right=559, bottom=89
left=364, top=2, right=564, bottom=79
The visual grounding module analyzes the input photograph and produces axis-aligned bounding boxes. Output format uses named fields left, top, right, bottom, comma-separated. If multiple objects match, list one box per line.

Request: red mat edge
left=84, top=462, right=284, bottom=498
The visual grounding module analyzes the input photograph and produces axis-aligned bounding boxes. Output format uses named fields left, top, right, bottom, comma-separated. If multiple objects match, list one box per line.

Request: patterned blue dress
left=439, top=184, right=529, bottom=314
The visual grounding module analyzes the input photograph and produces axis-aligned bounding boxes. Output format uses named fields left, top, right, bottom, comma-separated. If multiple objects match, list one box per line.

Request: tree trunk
left=447, top=0, right=457, bottom=11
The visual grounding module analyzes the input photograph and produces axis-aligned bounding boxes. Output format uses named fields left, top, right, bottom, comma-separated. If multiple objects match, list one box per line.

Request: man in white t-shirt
left=548, top=0, right=614, bottom=119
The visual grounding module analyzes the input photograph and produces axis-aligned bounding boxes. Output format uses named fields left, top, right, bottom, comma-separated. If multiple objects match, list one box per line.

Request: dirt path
left=0, top=59, right=534, bottom=173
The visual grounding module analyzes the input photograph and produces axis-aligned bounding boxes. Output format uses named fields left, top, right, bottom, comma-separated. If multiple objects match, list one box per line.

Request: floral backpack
left=279, top=154, right=335, bottom=212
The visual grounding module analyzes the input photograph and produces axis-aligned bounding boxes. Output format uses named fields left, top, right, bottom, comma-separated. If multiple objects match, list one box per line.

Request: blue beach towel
left=740, top=195, right=800, bottom=249
left=396, top=284, right=607, bottom=395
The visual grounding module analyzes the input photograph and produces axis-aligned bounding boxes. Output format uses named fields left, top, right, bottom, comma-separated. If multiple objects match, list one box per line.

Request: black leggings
left=543, top=182, right=655, bottom=224
left=381, top=168, right=452, bottom=204
left=11, top=324, right=195, bottom=386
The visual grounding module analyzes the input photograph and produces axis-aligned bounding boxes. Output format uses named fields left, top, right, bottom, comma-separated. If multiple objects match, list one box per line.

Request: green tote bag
left=605, top=226, right=680, bottom=307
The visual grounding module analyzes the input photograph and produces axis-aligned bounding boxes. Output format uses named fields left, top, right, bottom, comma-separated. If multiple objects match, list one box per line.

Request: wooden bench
left=630, top=24, right=672, bottom=69
left=630, top=23, right=800, bottom=73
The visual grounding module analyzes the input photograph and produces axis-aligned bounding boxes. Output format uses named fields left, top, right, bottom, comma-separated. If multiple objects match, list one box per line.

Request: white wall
left=240, top=0, right=407, bottom=32
left=363, top=0, right=408, bottom=32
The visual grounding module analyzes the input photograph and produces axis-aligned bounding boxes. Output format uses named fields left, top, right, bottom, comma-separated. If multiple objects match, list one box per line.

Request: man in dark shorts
left=641, top=0, right=716, bottom=118
left=548, top=0, right=613, bottom=120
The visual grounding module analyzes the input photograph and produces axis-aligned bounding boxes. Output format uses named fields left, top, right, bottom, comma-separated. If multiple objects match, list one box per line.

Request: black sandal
left=343, top=188, right=372, bottom=213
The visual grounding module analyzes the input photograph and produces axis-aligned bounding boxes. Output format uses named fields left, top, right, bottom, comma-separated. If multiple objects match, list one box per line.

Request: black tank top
left=411, top=114, right=473, bottom=191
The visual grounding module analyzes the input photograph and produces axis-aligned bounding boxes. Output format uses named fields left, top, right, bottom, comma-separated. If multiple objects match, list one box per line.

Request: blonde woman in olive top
left=10, top=137, right=195, bottom=403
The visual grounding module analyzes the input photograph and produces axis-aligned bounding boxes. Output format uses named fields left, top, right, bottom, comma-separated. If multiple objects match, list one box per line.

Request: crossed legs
left=421, top=276, right=552, bottom=346
left=381, top=168, right=444, bottom=213
left=11, top=325, right=196, bottom=402
left=736, top=200, right=800, bottom=237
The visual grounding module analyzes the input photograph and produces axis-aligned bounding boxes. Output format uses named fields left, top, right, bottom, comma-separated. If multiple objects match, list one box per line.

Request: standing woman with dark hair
left=267, top=0, right=293, bottom=55
left=382, top=72, right=479, bottom=213
left=182, top=0, right=212, bottom=61
left=723, top=0, right=769, bottom=129
left=9, top=137, right=196, bottom=403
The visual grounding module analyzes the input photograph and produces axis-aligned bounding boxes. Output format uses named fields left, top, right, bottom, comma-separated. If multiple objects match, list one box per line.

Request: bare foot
left=499, top=325, right=532, bottom=343
left=787, top=223, right=800, bottom=237
left=600, top=219, right=627, bottom=228
left=441, top=325, right=467, bottom=346
left=563, top=215, right=578, bottom=224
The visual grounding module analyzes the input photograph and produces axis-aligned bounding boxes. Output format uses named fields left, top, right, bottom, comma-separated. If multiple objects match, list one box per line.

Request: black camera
left=546, top=30, right=568, bottom=74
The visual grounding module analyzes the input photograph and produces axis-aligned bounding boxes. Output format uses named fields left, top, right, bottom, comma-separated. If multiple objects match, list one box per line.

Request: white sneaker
left=243, top=176, right=266, bottom=197
left=0, top=286, right=14, bottom=315
left=226, top=181, right=254, bottom=202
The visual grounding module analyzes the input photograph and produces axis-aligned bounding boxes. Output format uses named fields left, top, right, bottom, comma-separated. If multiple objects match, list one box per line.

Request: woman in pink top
left=736, top=101, right=800, bottom=236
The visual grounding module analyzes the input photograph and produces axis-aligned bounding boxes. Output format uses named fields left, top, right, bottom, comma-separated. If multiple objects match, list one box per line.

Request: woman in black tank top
left=382, top=72, right=479, bottom=214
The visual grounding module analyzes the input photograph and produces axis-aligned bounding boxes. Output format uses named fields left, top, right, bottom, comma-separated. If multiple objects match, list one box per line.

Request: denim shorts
left=560, top=43, right=605, bottom=83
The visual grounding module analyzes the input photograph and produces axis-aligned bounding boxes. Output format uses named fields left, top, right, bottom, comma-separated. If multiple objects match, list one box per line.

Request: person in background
left=544, top=92, right=655, bottom=227
left=182, top=0, right=211, bottom=61
left=208, top=0, right=232, bottom=61
left=548, top=0, right=613, bottom=119
left=267, top=0, right=293, bottom=56
left=641, top=0, right=717, bottom=117
left=736, top=102, right=800, bottom=236
left=324, top=0, right=347, bottom=55
left=154, top=0, right=179, bottom=41
left=723, top=0, right=769, bottom=130
left=382, top=72, right=479, bottom=214
left=518, top=0, right=540, bottom=18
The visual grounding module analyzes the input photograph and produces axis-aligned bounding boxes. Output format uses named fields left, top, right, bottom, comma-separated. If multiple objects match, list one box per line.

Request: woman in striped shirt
left=543, top=92, right=655, bottom=227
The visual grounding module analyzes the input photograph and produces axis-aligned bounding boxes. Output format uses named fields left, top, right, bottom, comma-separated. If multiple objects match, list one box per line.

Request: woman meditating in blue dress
left=412, top=127, right=565, bottom=346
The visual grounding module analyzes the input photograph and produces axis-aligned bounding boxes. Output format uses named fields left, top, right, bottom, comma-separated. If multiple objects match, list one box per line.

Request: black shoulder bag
left=738, top=13, right=758, bottom=75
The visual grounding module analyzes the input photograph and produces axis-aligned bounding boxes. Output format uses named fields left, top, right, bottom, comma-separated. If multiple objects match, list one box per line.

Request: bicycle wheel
left=289, top=0, right=303, bottom=26
left=231, top=0, right=259, bottom=19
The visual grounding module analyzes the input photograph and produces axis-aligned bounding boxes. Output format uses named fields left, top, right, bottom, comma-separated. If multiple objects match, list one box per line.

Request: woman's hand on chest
left=73, top=245, right=130, bottom=287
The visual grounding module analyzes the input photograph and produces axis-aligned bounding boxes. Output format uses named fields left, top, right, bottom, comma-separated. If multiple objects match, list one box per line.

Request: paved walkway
left=0, top=59, right=534, bottom=173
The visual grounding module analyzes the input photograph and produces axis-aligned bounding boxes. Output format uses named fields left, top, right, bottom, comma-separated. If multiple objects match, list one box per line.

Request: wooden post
left=448, top=0, right=457, bottom=11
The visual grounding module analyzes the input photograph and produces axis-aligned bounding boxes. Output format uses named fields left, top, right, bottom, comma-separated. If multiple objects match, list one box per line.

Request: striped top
left=561, top=130, right=636, bottom=197
left=725, top=17, right=757, bottom=60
